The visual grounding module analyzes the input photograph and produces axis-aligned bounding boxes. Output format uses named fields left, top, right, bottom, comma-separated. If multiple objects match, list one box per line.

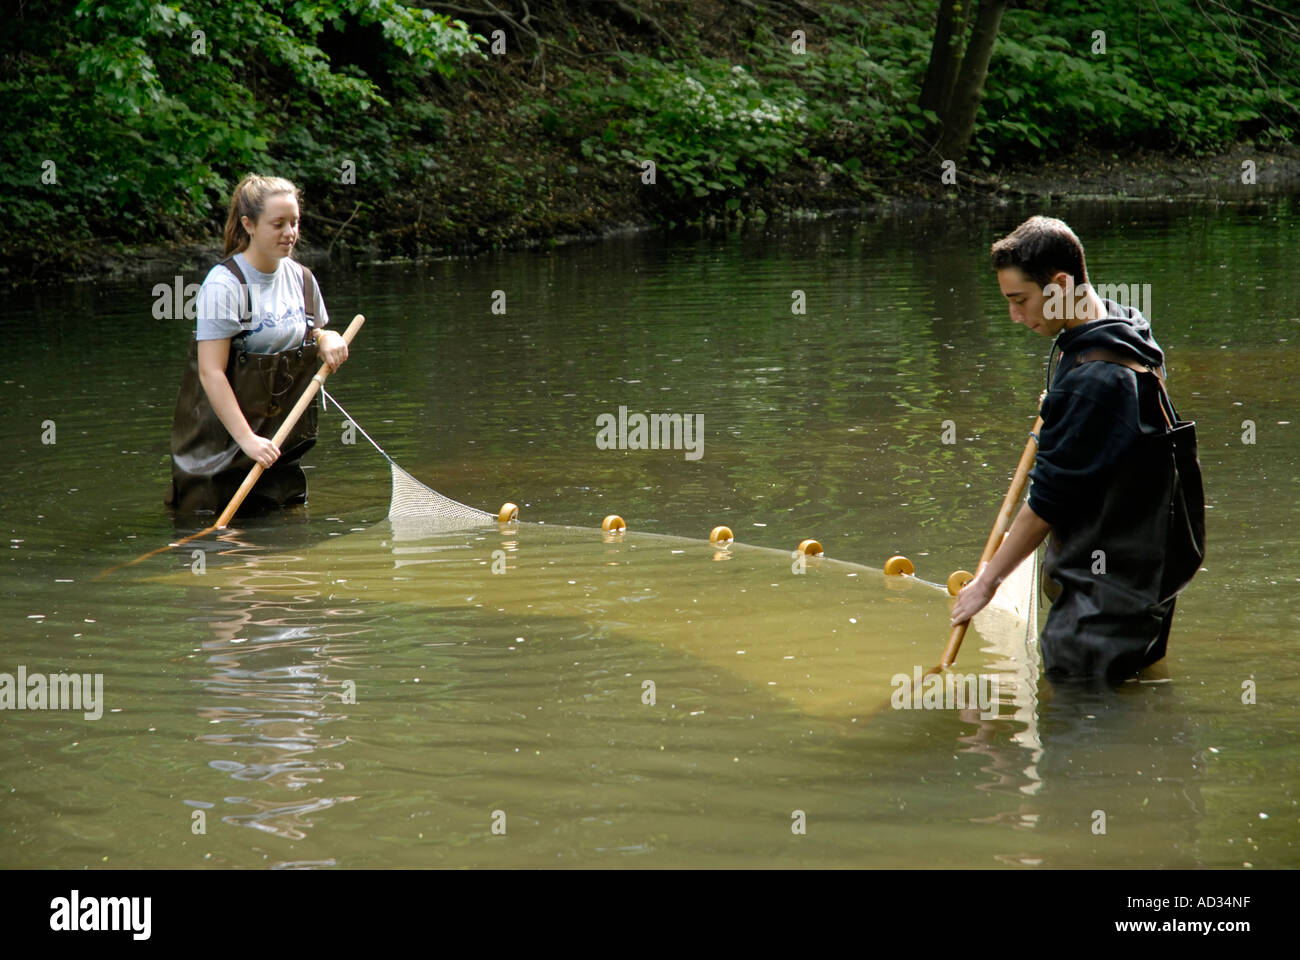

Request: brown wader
left=165, top=258, right=321, bottom=516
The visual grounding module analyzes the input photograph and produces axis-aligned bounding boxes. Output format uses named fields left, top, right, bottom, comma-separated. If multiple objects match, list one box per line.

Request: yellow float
left=947, top=569, right=974, bottom=596
left=883, top=555, right=914, bottom=576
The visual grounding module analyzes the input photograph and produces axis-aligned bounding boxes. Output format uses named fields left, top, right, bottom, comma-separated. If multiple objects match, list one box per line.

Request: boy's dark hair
left=990, top=216, right=1089, bottom=287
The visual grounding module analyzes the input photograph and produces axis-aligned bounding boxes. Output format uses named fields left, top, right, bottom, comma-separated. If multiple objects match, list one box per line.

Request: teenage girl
left=167, top=175, right=348, bottom=514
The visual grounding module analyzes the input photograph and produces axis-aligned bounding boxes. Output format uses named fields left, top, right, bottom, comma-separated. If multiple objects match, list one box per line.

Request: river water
left=1, top=199, right=1296, bottom=868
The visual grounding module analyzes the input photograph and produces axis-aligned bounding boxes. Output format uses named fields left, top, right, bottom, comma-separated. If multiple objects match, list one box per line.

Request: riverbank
left=6, top=0, right=1297, bottom=289
left=31, top=141, right=1298, bottom=290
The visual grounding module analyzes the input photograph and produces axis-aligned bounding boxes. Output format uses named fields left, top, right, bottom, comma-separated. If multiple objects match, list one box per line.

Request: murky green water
left=2, top=199, right=1297, bottom=868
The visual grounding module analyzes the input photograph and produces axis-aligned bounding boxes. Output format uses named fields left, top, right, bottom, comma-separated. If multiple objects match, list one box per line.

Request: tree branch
left=326, top=201, right=363, bottom=258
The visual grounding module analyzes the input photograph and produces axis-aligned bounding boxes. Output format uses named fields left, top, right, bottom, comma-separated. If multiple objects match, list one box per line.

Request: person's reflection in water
left=959, top=661, right=1204, bottom=867
left=1039, top=667, right=1204, bottom=858
left=192, top=563, right=370, bottom=845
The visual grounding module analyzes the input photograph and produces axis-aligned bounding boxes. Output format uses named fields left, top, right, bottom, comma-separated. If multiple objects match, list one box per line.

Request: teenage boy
left=950, top=216, right=1184, bottom=683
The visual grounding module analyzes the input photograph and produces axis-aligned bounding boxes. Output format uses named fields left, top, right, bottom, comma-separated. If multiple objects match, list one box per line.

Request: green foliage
left=556, top=54, right=809, bottom=207
left=0, top=0, right=482, bottom=267
left=547, top=1, right=944, bottom=211
left=797, top=0, right=1299, bottom=167
left=3, top=0, right=1299, bottom=272
left=760, top=5, right=936, bottom=175
left=978, top=0, right=1300, bottom=160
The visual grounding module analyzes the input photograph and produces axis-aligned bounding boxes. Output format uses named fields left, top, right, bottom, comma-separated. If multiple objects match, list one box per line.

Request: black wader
left=1039, top=349, right=1205, bottom=684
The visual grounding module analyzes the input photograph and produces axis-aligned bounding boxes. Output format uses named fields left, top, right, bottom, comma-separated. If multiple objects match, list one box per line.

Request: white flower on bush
left=662, top=65, right=803, bottom=132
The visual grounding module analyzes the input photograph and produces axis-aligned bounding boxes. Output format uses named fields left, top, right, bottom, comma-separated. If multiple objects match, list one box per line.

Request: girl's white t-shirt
left=196, top=252, right=329, bottom=354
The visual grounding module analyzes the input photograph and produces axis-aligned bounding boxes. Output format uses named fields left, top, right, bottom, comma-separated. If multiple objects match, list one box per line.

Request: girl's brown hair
left=222, top=175, right=301, bottom=256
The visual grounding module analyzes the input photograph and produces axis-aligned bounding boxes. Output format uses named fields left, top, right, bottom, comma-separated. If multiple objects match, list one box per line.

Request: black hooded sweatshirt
left=1027, top=298, right=1178, bottom=683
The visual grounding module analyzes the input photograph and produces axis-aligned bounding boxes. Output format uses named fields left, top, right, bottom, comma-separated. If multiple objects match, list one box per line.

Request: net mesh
left=388, top=461, right=494, bottom=531
left=321, top=387, right=495, bottom=534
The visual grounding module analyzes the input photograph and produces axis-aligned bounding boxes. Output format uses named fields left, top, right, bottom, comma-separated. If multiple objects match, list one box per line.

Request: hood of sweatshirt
left=1053, top=298, right=1165, bottom=369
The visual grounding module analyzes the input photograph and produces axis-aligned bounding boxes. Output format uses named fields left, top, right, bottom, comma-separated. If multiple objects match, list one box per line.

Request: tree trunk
left=935, top=0, right=1008, bottom=162
left=919, top=0, right=964, bottom=119
left=944, top=1, right=976, bottom=111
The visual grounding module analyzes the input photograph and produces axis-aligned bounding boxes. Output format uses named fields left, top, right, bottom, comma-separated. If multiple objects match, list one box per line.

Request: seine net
left=319, top=389, right=1038, bottom=652
left=388, top=461, right=494, bottom=527
left=322, top=388, right=495, bottom=533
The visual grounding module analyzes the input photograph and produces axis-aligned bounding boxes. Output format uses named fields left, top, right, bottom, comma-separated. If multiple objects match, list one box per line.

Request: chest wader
left=1039, top=349, right=1206, bottom=684
left=165, top=259, right=321, bottom=516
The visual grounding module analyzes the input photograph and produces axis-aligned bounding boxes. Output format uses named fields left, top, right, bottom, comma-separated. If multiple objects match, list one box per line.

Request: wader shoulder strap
left=219, top=256, right=252, bottom=322
left=300, top=263, right=317, bottom=325
left=1075, top=347, right=1174, bottom=429
left=219, top=257, right=317, bottom=339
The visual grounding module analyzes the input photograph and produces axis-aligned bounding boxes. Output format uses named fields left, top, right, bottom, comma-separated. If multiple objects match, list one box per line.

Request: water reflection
left=967, top=658, right=1204, bottom=867
left=932, top=559, right=1205, bottom=867
left=3, top=199, right=1294, bottom=868
left=192, top=551, right=368, bottom=841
